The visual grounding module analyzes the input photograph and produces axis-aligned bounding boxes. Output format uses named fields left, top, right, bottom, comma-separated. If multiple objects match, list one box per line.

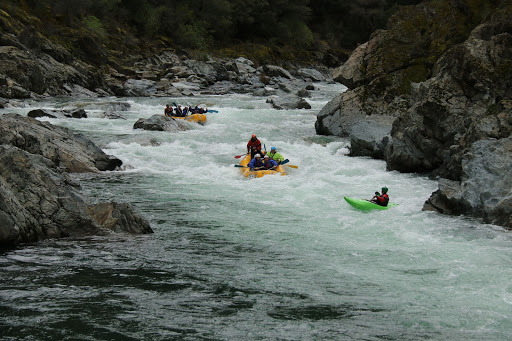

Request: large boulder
left=0, top=113, right=121, bottom=172
left=0, top=144, right=152, bottom=245
left=424, top=138, right=512, bottom=229
left=133, top=114, right=189, bottom=132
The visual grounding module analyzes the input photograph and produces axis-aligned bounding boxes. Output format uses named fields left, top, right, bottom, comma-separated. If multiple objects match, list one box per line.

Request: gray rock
left=424, top=138, right=512, bottom=229
left=261, top=65, right=293, bottom=79
left=267, top=96, right=311, bottom=110
left=296, top=88, right=310, bottom=98
left=100, top=111, right=127, bottom=120
left=133, top=114, right=189, bottom=132
left=27, top=108, right=87, bottom=119
left=0, top=113, right=121, bottom=172
left=297, top=68, right=326, bottom=82
left=0, top=144, right=152, bottom=246
left=123, top=79, right=158, bottom=96
left=349, top=116, right=396, bottom=159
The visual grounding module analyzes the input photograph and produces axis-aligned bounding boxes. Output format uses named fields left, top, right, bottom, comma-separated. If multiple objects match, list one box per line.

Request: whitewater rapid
left=1, top=84, right=511, bottom=340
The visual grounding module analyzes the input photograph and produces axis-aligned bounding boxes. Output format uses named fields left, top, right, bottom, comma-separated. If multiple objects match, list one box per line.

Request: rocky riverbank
left=315, top=1, right=512, bottom=229
left=0, top=114, right=152, bottom=246
left=0, top=8, right=331, bottom=107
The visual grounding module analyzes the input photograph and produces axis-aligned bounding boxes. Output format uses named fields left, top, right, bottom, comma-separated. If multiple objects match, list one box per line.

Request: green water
left=1, top=86, right=512, bottom=340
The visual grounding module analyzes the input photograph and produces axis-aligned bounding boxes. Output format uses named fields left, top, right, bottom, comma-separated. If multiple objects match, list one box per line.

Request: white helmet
left=255, top=154, right=261, bottom=158
left=264, top=155, right=269, bottom=158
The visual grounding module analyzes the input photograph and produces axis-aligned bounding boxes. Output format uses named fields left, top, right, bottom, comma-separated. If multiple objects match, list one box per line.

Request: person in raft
left=371, top=187, right=389, bottom=206
left=164, top=104, right=173, bottom=117
left=174, top=105, right=183, bottom=117
left=267, top=146, right=284, bottom=164
left=262, top=155, right=278, bottom=170
left=248, top=154, right=265, bottom=171
left=247, top=134, right=263, bottom=159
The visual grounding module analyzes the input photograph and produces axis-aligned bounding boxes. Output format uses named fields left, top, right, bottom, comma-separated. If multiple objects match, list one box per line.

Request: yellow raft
left=172, top=114, right=207, bottom=125
left=239, top=154, right=286, bottom=178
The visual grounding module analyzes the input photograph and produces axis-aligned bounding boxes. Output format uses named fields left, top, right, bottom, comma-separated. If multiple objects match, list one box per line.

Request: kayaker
left=371, top=187, right=389, bottom=206
left=247, top=134, right=263, bottom=159
left=268, top=146, right=284, bottom=164
left=164, top=105, right=173, bottom=117
left=262, top=155, right=278, bottom=170
left=248, top=154, right=264, bottom=170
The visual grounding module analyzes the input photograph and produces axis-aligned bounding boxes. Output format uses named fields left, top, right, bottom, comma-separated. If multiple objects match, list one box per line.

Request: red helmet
left=252, top=134, right=256, bottom=138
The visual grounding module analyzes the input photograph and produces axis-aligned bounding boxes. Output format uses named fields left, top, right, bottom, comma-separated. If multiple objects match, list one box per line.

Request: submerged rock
left=267, top=96, right=311, bottom=110
left=27, top=108, right=87, bottom=119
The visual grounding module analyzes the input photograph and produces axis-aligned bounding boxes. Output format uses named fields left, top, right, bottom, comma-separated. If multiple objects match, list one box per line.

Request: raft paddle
left=234, top=153, right=248, bottom=159
left=280, top=159, right=298, bottom=168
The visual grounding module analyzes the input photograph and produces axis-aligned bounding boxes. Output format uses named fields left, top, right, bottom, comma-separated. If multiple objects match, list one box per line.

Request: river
left=1, top=85, right=511, bottom=340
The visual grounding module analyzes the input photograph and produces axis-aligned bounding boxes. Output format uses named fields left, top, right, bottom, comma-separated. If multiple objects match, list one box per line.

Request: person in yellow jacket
left=268, top=146, right=284, bottom=164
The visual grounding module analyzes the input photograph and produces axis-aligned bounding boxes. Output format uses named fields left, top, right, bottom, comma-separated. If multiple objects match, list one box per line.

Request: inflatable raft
left=172, top=114, right=207, bottom=125
left=239, top=155, right=286, bottom=178
left=344, top=196, right=398, bottom=211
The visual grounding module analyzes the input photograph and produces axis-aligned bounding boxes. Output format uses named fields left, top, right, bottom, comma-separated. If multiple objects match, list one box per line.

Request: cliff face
left=316, top=0, right=512, bottom=229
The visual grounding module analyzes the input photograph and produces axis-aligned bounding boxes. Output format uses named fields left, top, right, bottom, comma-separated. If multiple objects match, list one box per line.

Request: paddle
left=234, top=153, right=248, bottom=159
left=280, top=159, right=298, bottom=168
left=208, top=109, right=219, bottom=113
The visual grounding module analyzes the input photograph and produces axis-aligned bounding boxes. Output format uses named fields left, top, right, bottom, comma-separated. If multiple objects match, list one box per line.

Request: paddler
left=371, top=187, right=389, bottom=206
left=164, top=104, right=173, bottom=117
left=247, top=134, right=263, bottom=159
left=262, top=155, right=278, bottom=170
left=268, top=146, right=284, bottom=164
left=248, top=154, right=264, bottom=171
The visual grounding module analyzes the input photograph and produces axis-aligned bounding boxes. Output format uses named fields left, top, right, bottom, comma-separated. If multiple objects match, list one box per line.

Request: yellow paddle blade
left=284, top=164, right=298, bottom=169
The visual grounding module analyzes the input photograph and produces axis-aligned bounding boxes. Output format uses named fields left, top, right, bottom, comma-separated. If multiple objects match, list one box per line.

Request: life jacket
left=376, top=193, right=389, bottom=206
left=263, top=160, right=276, bottom=169
left=247, top=138, right=262, bottom=151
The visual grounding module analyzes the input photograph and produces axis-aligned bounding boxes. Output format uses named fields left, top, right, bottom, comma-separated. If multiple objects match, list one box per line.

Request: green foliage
left=4, top=0, right=507, bottom=67
left=82, top=15, right=105, bottom=38
left=177, top=22, right=213, bottom=49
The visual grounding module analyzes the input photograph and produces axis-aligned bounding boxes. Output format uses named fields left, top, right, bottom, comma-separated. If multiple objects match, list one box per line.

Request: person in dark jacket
left=247, top=134, right=263, bottom=159
left=174, top=105, right=183, bottom=117
left=371, top=187, right=389, bottom=206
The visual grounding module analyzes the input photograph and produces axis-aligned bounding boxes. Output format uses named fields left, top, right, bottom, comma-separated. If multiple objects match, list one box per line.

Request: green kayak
left=344, top=196, right=398, bottom=211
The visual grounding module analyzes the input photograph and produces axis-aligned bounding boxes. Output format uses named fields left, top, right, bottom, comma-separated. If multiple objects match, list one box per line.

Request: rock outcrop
left=133, top=115, right=190, bottom=132
left=0, top=114, right=121, bottom=172
left=0, top=114, right=152, bottom=245
left=424, top=138, right=512, bottom=228
left=316, top=1, right=512, bottom=229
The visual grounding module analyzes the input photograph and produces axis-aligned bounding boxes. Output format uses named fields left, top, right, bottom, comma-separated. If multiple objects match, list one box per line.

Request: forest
left=10, top=0, right=424, bottom=60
